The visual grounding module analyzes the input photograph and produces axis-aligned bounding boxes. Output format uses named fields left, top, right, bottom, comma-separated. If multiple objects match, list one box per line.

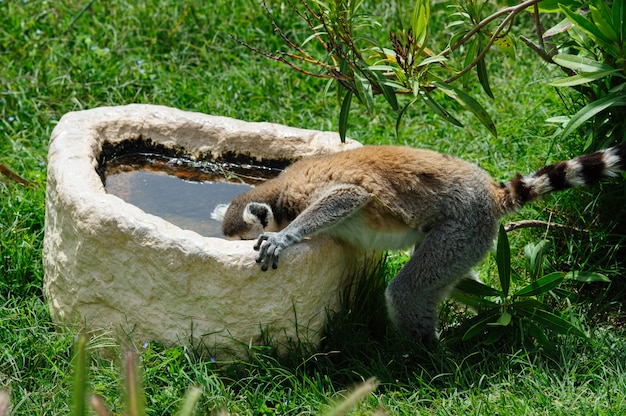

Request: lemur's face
left=212, top=201, right=276, bottom=240
left=238, top=202, right=274, bottom=239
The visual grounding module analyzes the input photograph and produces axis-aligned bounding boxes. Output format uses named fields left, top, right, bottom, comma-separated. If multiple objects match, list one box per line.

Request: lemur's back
left=274, top=145, right=497, bottom=228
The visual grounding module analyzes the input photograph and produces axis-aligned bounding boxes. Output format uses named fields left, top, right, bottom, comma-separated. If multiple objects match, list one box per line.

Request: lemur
left=211, top=143, right=626, bottom=341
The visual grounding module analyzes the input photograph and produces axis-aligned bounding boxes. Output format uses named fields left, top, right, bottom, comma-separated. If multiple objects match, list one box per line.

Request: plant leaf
left=487, top=310, right=512, bottom=326
left=338, top=90, right=352, bottom=143
left=515, top=306, right=588, bottom=339
left=395, top=97, right=419, bottom=138
left=530, top=0, right=579, bottom=13
left=354, top=72, right=374, bottom=114
left=565, top=270, right=611, bottom=283
left=561, top=92, right=626, bottom=139
left=612, top=0, right=625, bottom=43
left=360, top=62, right=399, bottom=111
left=496, top=224, right=511, bottom=297
left=493, top=34, right=515, bottom=58
left=560, top=4, right=613, bottom=46
left=476, top=37, right=494, bottom=98
left=551, top=54, right=617, bottom=73
left=417, top=55, right=447, bottom=67
left=523, top=320, right=556, bottom=353
left=462, top=37, right=477, bottom=87
left=454, top=276, right=502, bottom=297
left=515, top=271, right=564, bottom=297
left=513, top=298, right=551, bottom=311
left=524, top=239, right=550, bottom=280
left=482, top=327, right=507, bottom=345
left=590, top=0, right=619, bottom=42
left=452, top=292, right=499, bottom=309
left=419, top=90, right=464, bottom=127
left=461, top=309, right=501, bottom=341
left=432, top=81, right=497, bottom=137
left=543, top=17, right=573, bottom=37
left=411, top=0, right=430, bottom=46
left=549, top=68, right=621, bottom=87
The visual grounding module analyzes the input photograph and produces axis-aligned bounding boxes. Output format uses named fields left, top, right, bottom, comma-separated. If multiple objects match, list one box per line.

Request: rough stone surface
left=43, top=104, right=374, bottom=358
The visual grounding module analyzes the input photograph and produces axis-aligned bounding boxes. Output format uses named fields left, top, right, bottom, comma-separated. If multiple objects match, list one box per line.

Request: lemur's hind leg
left=385, top=218, right=495, bottom=342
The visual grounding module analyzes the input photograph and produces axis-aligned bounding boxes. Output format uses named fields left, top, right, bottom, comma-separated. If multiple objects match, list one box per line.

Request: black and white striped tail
left=506, top=142, right=626, bottom=210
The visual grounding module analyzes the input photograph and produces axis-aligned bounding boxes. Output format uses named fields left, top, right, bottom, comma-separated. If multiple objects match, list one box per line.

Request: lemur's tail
left=496, top=142, right=626, bottom=215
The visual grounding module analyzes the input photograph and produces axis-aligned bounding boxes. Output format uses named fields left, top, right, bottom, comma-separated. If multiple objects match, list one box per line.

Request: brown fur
left=224, top=146, right=504, bottom=236
left=217, top=143, right=625, bottom=341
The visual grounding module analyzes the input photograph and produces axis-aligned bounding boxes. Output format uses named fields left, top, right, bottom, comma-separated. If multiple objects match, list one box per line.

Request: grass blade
left=325, top=377, right=379, bottom=416
left=72, top=335, right=89, bottom=416
left=177, top=387, right=203, bottom=416
left=123, top=350, right=146, bottom=416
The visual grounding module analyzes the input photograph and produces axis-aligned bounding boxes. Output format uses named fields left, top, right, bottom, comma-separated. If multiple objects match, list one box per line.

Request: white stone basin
left=43, top=104, right=372, bottom=358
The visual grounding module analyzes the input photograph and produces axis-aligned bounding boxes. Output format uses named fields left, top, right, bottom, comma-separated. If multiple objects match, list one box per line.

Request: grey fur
left=218, top=144, right=626, bottom=341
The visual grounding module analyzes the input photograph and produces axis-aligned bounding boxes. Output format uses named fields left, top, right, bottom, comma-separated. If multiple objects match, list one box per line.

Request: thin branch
left=444, top=10, right=516, bottom=84
left=229, top=35, right=334, bottom=79
left=261, top=0, right=316, bottom=63
left=440, top=0, right=544, bottom=57
left=0, top=164, right=31, bottom=187
left=532, top=2, right=545, bottom=52
left=504, top=219, right=588, bottom=234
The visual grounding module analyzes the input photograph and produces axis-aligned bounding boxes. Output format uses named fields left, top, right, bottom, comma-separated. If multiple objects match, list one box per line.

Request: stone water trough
left=43, top=104, right=374, bottom=358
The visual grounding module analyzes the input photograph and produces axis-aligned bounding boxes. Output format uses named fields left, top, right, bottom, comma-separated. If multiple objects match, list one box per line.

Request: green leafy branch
left=452, top=225, right=610, bottom=351
left=237, top=0, right=548, bottom=141
left=528, top=0, right=626, bottom=149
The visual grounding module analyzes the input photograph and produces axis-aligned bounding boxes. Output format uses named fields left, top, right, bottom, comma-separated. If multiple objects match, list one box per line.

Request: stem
left=444, top=9, right=516, bottom=84
left=532, top=2, right=545, bottom=52
left=440, top=0, right=544, bottom=57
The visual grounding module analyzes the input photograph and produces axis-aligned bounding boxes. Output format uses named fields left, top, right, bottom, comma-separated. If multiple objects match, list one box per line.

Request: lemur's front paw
left=253, top=232, right=297, bottom=271
left=253, top=232, right=283, bottom=271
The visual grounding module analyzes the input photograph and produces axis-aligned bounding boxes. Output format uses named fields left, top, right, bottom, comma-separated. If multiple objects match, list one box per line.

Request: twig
left=0, top=164, right=31, bottom=187
left=504, top=219, right=588, bottom=234
left=229, top=35, right=333, bottom=79
left=440, top=0, right=544, bottom=57
left=444, top=13, right=516, bottom=84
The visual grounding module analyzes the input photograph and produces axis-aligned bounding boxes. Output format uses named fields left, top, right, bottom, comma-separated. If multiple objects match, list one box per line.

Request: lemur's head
left=211, top=200, right=277, bottom=240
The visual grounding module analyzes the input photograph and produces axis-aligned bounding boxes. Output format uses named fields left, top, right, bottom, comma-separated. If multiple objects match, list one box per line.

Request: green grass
left=1, top=0, right=626, bottom=414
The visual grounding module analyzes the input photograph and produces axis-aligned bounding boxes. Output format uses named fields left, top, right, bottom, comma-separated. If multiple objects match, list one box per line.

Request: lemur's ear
left=244, top=202, right=274, bottom=228
left=210, top=204, right=229, bottom=221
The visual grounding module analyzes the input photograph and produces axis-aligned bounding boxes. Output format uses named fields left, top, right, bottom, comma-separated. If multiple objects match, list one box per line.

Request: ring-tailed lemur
left=211, top=143, right=626, bottom=341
